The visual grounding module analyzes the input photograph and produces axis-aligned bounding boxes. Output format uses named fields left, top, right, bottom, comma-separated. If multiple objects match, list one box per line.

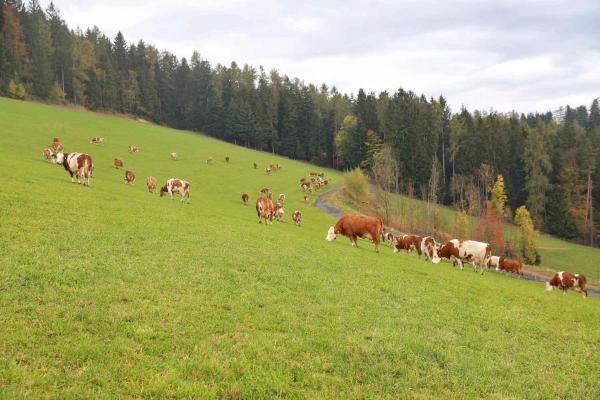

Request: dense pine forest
left=1, top=0, right=599, bottom=246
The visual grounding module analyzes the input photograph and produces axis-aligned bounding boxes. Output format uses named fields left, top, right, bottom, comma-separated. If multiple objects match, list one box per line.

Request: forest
left=1, top=0, right=599, bottom=246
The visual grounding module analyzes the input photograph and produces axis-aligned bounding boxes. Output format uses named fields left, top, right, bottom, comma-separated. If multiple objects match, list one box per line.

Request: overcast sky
left=42, top=0, right=600, bottom=113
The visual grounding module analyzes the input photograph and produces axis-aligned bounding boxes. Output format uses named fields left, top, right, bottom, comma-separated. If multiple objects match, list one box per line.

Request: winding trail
left=315, top=187, right=599, bottom=297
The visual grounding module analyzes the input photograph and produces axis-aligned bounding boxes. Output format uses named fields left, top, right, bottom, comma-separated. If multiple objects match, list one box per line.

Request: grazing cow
left=128, top=145, right=139, bottom=153
left=383, top=232, right=395, bottom=247
left=438, top=239, right=492, bottom=275
left=394, top=234, right=422, bottom=256
left=496, top=257, right=524, bottom=277
left=292, top=210, right=302, bottom=226
left=326, top=214, right=384, bottom=253
left=253, top=162, right=258, bottom=169
left=170, top=152, right=178, bottom=161
left=43, top=148, right=53, bottom=162
left=52, top=138, right=63, bottom=152
left=278, top=193, right=286, bottom=204
left=421, top=236, right=441, bottom=263
left=256, top=196, right=274, bottom=224
left=546, top=271, right=588, bottom=298
left=303, top=194, right=309, bottom=203
left=91, top=137, right=104, bottom=144
left=160, top=178, right=191, bottom=202
left=309, top=171, right=318, bottom=177
left=265, top=167, right=272, bottom=175
left=125, top=170, right=136, bottom=185
left=225, top=156, right=230, bottom=163
left=273, top=203, right=284, bottom=221
left=146, top=176, right=157, bottom=193
left=242, top=193, right=249, bottom=205
left=207, top=156, right=213, bottom=164
left=55, top=152, right=94, bottom=186
left=114, top=157, right=124, bottom=169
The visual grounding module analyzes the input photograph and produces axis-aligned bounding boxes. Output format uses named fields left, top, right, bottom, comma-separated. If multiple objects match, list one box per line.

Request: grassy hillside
left=0, top=97, right=599, bottom=399
left=323, top=187, right=600, bottom=284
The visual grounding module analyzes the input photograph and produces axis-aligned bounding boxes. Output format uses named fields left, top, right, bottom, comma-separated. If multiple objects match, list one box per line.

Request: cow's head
left=159, top=186, right=168, bottom=197
left=545, top=282, right=554, bottom=291
left=326, top=226, right=337, bottom=241
left=54, top=151, right=65, bottom=164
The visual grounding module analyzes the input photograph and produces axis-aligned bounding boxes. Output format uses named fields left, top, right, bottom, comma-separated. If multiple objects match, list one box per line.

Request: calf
left=146, top=176, right=157, bottom=193
left=273, top=203, right=284, bottom=221
left=242, top=192, right=249, bottom=205
left=52, top=138, right=63, bottom=152
left=55, top=151, right=94, bottom=186
left=546, top=272, right=588, bottom=298
left=43, top=148, right=53, bottom=162
left=256, top=196, right=274, bottom=224
left=383, top=232, right=395, bottom=247
left=394, top=234, right=422, bottom=256
left=496, top=257, right=523, bottom=277
left=292, top=210, right=302, bottom=226
left=487, top=256, right=500, bottom=270
left=170, top=152, right=178, bottom=160
left=160, top=178, right=190, bottom=203
left=114, top=157, right=124, bottom=169
left=326, top=214, right=384, bottom=253
left=125, top=170, right=136, bottom=185
left=438, top=239, right=492, bottom=275
left=421, top=236, right=441, bottom=263
left=128, top=145, right=139, bottom=153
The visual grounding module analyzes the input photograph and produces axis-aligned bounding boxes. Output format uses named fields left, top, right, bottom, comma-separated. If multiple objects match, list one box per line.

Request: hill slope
left=0, top=97, right=598, bottom=399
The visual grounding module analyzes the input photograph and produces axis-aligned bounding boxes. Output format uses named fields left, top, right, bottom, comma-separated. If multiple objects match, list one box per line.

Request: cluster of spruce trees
left=1, top=1, right=599, bottom=245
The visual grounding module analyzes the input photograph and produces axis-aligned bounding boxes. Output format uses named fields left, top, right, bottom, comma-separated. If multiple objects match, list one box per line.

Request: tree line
left=1, top=1, right=599, bottom=246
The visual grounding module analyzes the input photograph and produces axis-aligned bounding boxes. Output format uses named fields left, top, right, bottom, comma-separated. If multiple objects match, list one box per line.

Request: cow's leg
left=350, top=235, right=358, bottom=247
left=375, top=240, right=380, bottom=253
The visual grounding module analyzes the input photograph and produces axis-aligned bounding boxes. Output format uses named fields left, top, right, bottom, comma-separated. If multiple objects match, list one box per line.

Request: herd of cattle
left=325, top=214, right=589, bottom=298
left=43, top=137, right=590, bottom=298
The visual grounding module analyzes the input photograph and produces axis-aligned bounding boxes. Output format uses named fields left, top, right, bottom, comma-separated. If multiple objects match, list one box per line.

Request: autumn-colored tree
left=7, top=79, right=25, bottom=99
left=454, top=210, right=470, bottom=239
left=491, top=174, right=507, bottom=216
left=474, top=201, right=505, bottom=255
left=515, top=205, right=538, bottom=264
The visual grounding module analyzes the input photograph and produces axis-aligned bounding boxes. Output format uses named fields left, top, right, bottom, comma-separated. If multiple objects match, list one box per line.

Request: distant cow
left=421, top=236, right=441, bottom=263
left=260, top=187, right=270, bottom=196
left=55, top=151, right=94, bottom=186
left=242, top=193, right=249, bottom=205
left=383, top=232, right=395, bottom=247
left=265, top=167, right=272, bottom=175
left=394, top=234, right=422, bottom=256
left=256, top=196, right=274, bottom=224
left=52, top=138, right=63, bottom=152
left=207, top=156, right=213, bottom=164
left=253, top=162, right=258, bottom=169
left=146, top=176, right=157, bottom=193
left=225, top=156, right=230, bottom=163
left=114, top=157, right=124, bottom=169
left=326, top=214, right=384, bottom=253
left=160, top=178, right=190, bottom=202
left=309, top=171, right=318, bottom=177
left=546, top=271, right=588, bottom=298
left=496, top=257, right=523, bottom=277
left=300, top=181, right=311, bottom=191
left=303, top=195, right=309, bottom=203
left=438, top=239, right=492, bottom=275
left=170, top=152, right=178, bottom=161
left=43, top=148, right=53, bottom=162
left=128, top=145, right=139, bottom=153
left=273, top=203, right=284, bottom=221
left=91, top=137, right=104, bottom=144
left=278, top=193, right=286, bottom=204
left=292, top=210, right=302, bottom=226
left=125, top=170, right=136, bottom=184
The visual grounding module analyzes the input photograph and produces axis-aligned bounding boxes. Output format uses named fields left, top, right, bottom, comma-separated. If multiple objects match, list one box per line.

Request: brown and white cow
left=326, top=214, right=384, bottom=253
left=43, top=148, right=53, bottom=162
left=394, top=234, right=422, bottom=256
left=52, top=138, right=63, bottom=152
left=421, top=236, right=441, bottom=263
left=170, top=152, right=178, bottom=161
left=256, top=196, right=274, bottom=224
left=242, top=193, right=249, bottom=205
left=159, top=178, right=190, bottom=202
left=487, top=256, right=500, bottom=270
left=273, top=203, right=284, bottom=221
left=278, top=193, right=286, bottom=204
left=438, top=239, right=492, bottom=275
left=496, top=257, right=523, bottom=277
left=383, top=232, right=395, bottom=247
left=125, top=170, right=136, bottom=185
left=91, top=137, right=105, bottom=144
left=55, top=152, right=94, bottom=186
left=265, top=167, right=272, bottom=175
left=292, top=210, right=302, bottom=226
left=146, top=176, right=157, bottom=193
left=128, top=145, right=139, bottom=153
left=546, top=271, right=588, bottom=298
left=114, top=157, right=124, bottom=169
left=300, top=181, right=311, bottom=191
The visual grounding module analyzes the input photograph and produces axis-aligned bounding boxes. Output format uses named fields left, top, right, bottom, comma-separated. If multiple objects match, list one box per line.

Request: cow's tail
left=378, top=217, right=385, bottom=242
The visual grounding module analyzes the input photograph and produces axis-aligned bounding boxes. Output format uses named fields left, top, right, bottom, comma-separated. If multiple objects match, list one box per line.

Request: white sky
left=42, top=0, right=600, bottom=113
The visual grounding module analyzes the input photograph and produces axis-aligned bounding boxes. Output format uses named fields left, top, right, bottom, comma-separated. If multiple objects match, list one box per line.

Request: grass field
left=1, top=97, right=599, bottom=399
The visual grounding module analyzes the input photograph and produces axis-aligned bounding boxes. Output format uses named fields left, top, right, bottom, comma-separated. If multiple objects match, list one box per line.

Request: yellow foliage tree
left=515, top=205, right=538, bottom=264
left=491, top=174, right=507, bottom=216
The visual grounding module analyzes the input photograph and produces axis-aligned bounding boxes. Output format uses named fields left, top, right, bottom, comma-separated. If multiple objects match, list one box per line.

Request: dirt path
left=315, top=187, right=599, bottom=297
